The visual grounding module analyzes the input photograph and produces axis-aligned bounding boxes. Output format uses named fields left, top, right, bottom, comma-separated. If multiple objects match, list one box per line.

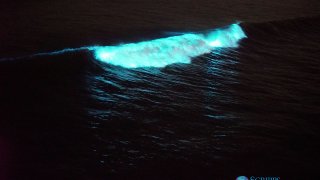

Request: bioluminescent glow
left=0, top=47, right=90, bottom=61
left=0, top=24, right=246, bottom=68
left=92, top=23, right=246, bottom=68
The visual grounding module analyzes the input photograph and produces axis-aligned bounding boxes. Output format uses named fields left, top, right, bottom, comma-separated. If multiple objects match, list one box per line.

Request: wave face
left=91, top=24, right=246, bottom=68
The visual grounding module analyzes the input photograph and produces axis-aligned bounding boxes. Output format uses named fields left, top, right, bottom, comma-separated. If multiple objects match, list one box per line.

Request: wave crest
left=91, top=23, right=246, bottom=68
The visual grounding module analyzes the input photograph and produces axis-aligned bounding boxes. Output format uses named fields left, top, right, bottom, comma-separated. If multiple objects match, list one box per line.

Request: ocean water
left=0, top=0, right=320, bottom=179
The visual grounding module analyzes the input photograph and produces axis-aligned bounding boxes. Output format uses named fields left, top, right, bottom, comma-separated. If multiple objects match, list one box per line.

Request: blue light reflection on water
left=85, top=46, right=242, bottom=171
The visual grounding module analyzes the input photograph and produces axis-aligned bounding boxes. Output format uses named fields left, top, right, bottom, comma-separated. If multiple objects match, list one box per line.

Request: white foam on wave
left=91, top=23, right=246, bottom=68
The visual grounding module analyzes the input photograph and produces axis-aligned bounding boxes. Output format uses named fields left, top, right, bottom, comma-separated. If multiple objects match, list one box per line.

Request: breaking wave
left=91, top=23, right=246, bottom=68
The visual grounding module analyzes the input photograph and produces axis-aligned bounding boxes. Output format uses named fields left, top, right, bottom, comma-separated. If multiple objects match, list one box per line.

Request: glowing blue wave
left=0, top=24, right=246, bottom=68
left=92, top=23, right=246, bottom=68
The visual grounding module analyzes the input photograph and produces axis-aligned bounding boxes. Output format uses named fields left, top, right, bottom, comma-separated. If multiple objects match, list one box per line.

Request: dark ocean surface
left=0, top=0, right=320, bottom=179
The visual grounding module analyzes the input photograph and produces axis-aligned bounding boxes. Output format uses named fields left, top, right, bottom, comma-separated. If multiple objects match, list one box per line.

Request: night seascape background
left=1, top=0, right=320, bottom=179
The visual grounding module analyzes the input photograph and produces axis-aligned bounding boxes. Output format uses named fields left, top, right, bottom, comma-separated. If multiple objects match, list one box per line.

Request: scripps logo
left=236, top=176, right=249, bottom=180
left=236, top=176, right=280, bottom=180
left=249, top=177, right=280, bottom=180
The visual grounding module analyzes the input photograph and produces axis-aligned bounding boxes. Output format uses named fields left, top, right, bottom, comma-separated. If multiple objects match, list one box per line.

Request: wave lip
left=0, top=24, right=246, bottom=66
left=92, top=23, right=246, bottom=68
